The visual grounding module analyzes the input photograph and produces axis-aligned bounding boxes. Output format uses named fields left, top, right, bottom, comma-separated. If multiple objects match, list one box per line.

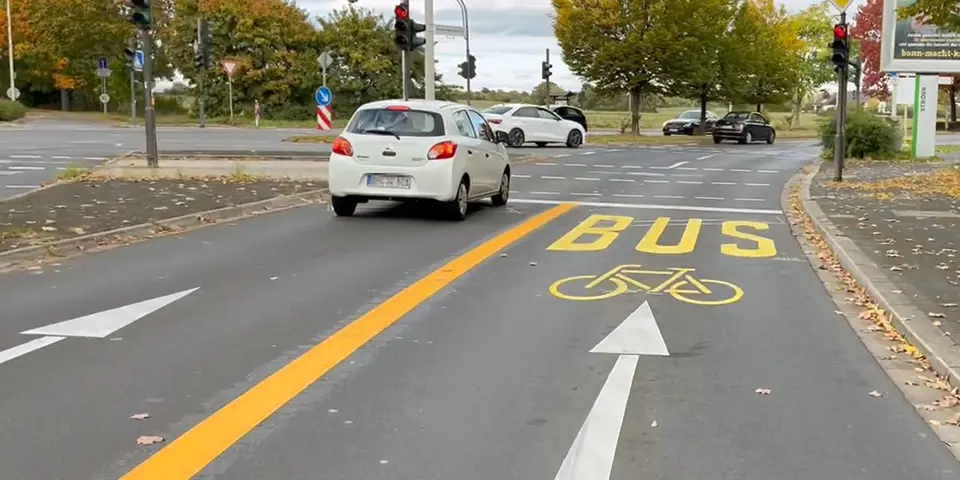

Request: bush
left=0, top=99, right=27, bottom=122
left=819, top=111, right=899, bottom=160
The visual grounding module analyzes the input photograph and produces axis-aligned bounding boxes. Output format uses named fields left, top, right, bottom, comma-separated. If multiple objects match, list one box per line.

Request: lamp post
left=5, top=0, right=15, bottom=100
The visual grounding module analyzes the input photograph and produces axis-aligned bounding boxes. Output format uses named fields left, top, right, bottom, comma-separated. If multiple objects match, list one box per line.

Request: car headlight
left=684, top=122, right=693, bottom=128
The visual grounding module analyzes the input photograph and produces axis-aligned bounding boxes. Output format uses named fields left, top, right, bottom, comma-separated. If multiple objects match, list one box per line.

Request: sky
left=297, top=0, right=864, bottom=93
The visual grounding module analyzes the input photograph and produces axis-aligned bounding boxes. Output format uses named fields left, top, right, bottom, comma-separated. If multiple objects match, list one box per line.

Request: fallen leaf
left=650, top=420, right=658, bottom=428
left=755, top=388, right=772, bottom=395
left=868, top=390, right=884, bottom=397
left=929, top=312, right=946, bottom=318
left=130, top=413, right=150, bottom=420
left=136, top=435, right=164, bottom=445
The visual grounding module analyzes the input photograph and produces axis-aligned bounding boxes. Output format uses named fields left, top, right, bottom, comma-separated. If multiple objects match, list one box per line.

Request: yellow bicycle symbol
left=549, top=264, right=743, bottom=306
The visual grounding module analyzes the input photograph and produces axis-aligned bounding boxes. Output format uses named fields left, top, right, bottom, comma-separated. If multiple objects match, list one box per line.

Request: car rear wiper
left=362, top=129, right=401, bottom=140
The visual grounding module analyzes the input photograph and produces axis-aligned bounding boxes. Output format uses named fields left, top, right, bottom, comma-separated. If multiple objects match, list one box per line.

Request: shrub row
left=0, top=99, right=27, bottom=122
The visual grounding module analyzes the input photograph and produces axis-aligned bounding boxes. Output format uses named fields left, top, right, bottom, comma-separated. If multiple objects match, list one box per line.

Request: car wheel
left=565, top=129, right=583, bottom=148
left=713, top=136, right=722, bottom=144
left=491, top=171, right=510, bottom=206
left=445, top=179, right=469, bottom=221
left=508, top=128, right=525, bottom=148
left=331, top=196, right=357, bottom=217
left=663, top=132, right=672, bottom=136
left=766, top=130, right=776, bottom=144
left=739, top=131, right=752, bottom=144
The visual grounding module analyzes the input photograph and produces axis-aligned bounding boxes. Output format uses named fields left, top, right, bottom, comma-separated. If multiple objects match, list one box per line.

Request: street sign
left=97, top=68, right=112, bottom=78
left=5, top=87, right=19, bottom=101
left=826, top=0, right=853, bottom=12
left=134, top=50, right=144, bottom=72
left=315, top=85, right=333, bottom=107
left=100, top=93, right=111, bottom=104
left=222, top=60, right=237, bottom=77
left=316, top=105, right=332, bottom=131
left=97, top=56, right=108, bottom=69
left=435, top=24, right=465, bottom=38
left=318, top=51, right=334, bottom=69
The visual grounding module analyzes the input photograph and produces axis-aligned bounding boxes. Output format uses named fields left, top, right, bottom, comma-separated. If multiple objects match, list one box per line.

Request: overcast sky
left=298, top=0, right=863, bottom=92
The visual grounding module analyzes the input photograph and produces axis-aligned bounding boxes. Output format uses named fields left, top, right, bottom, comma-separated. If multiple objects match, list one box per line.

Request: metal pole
left=101, top=78, right=107, bottom=113
left=454, top=0, right=470, bottom=105
left=5, top=0, right=14, bottom=100
left=227, top=77, right=234, bottom=121
left=544, top=48, right=550, bottom=105
left=322, top=64, right=327, bottom=87
left=130, top=68, right=136, bottom=124
left=424, top=0, right=435, bottom=100
left=401, top=50, right=410, bottom=100
left=833, top=11, right=847, bottom=182
left=140, top=29, right=158, bottom=168
left=197, top=18, right=206, bottom=128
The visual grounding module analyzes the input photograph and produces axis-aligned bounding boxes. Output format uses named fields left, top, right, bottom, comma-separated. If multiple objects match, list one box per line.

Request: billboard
left=880, top=0, right=960, bottom=73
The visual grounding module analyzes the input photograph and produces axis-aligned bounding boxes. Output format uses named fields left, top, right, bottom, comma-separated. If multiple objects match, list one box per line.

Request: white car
left=481, top=103, right=586, bottom=148
left=327, top=99, right=512, bottom=221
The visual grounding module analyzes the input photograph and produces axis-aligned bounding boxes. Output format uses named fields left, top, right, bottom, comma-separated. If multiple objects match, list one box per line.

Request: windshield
left=723, top=112, right=751, bottom=121
left=346, top=108, right=445, bottom=137
left=483, top=106, right=513, bottom=115
left=677, top=111, right=701, bottom=119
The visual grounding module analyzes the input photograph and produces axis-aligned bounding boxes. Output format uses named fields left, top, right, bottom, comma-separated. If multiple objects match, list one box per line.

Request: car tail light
left=488, top=118, right=502, bottom=124
left=332, top=137, right=353, bottom=156
left=386, top=105, right=410, bottom=111
left=427, top=141, right=457, bottom=160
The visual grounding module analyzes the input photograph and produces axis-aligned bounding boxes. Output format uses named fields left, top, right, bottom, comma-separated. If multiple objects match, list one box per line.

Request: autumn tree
left=788, top=1, right=836, bottom=127
left=851, top=0, right=889, bottom=100
left=552, top=0, right=679, bottom=134
left=899, top=0, right=960, bottom=32
left=658, top=0, right=738, bottom=132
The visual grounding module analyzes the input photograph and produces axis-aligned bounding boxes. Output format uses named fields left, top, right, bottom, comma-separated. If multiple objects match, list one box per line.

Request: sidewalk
left=101, top=157, right=329, bottom=182
left=809, top=161, right=960, bottom=345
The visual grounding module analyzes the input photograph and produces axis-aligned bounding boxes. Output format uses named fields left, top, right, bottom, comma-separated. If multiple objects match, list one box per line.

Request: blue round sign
left=315, top=86, right=333, bottom=107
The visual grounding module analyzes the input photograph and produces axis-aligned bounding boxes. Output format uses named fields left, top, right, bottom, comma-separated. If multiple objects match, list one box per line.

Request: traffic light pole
left=544, top=48, right=551, bottom=105
left=139, top=28, right=158, bottom=168
left=401, top=50, right=410, bottom=100
left=197, top=18, right=206, bottom=128
left=833, top=11, right=847, bottom=182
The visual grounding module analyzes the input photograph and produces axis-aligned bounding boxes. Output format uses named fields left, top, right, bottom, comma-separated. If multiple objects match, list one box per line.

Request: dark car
left=550, top=105, right=588, bottom=132
left=712, top=111, right=776, bottom=144
left=661, top=110, right=717, bottom=135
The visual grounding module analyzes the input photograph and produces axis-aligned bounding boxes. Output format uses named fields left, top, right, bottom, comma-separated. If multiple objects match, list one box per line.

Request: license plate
left=721, top=125, right=733, bottom=130
left=367, top=174, right=411, bottom=189
left=668, top=128, right=678, bottom=132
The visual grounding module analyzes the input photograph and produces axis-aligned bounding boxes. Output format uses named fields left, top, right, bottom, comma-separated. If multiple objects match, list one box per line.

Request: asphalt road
left=1, top=141, right=959, bottom=479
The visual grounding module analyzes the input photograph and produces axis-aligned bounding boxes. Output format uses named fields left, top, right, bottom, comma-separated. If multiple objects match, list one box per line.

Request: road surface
left=0, top=141, right=957, bottom=479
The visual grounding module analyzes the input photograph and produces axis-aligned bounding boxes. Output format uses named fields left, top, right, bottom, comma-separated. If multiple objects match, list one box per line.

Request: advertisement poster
left=892, top=0, right=960, bottom=60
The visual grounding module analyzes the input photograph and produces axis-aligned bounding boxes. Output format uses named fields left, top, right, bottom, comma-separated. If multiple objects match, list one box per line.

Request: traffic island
left=0, top=167, right=327, bottom=271
left=786, top=160, right=960, bottom=457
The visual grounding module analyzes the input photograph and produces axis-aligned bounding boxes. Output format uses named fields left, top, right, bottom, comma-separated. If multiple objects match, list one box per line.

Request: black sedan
left=661, top=110, right=717, bottom=135
left=550, top=105, right=588, bottom=132
left=712, top=111, right=776, bottom=144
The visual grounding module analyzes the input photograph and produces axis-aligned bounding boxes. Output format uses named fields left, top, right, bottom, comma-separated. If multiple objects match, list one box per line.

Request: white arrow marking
left=554, top=301, right=667, bottom=480
left=0, top=336, right=66, bottom=366
left=21, top=288, right=199, bottom=339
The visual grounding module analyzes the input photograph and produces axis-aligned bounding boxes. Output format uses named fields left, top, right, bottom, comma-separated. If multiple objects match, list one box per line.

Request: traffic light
left=124, top=0, right=152, bottom=30
left=541, top=61, right=552, bottom=81
left=458, top=55, right=476, bottom=80
left=194, top=49, right=204, bottom=70
left=199, top=20, right=213, bottom=69
left=831, top=24, right=848, bottom=69
left=393, top=1, right=426, bottom=52
left=123, top=38, right=136, bottom=65
left=849, top=57, right=862, bottom=85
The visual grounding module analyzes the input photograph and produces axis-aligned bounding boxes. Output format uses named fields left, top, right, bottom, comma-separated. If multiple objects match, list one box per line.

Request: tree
left=788, top=2, right=836, bottom=127
left=851, top=0, right=890, bottom=100
left=552, top=0, right=680, bottom=134
left=898, top=0, right=960, bottom=32
left=658, top=0, right=737, bottom=133
left=724, top=0, right=804, bottom=111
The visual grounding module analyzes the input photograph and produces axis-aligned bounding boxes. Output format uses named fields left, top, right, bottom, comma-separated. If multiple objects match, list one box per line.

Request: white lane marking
left=566, top=163, right=587, bottom=167
left=3, top=185, right=39, bottom=189
left=730, top=168, right=751, bottom=172
left=10, top=154, right=41, bottom=159
left=711, top=181, right=737, bottom=185
left=82, top=157, right=108, bottom=161
left=575, top=177, right=601, bottom=181
left=580, top=151, right=597, bottom=156
left=594, top=164, right=614, bottom=168
left=542, top=176, right=566, bottom=180
left=609, top=178, right=635, bottom=183
left=648, top=166, right=669, bottom=170
left=553, top=154, right=572, bottom=158
left=676, top=180, right=702, bottom=184
left=665, top=161, right=689, bottom=169
left=571, top=192, right=600, bottom=196
left=612, top=193, right=644, bottom=198
left=654, top=195, right=684, bottom=199
left=697, top=154, right=716, bottom=160
left=702, top=167, right=723, bottom=171
left=677, top=167, right=698, bottom=171
left=622, top=165, right=645, bottom=169
left=530, top=191, right=561, bottom=195
left=626, top=172, right=665, bottom=177
left=744, top=183, right=770, bottom=187
left=644, top=180, right=669, bottom=183
left=510, top=198, right=784, bottom=215
left=51, top=155, right=72, bottom=159
left=757, top=169, right=779, bottom=173
left=536, top=162, right=557, bottom=166
left=8, top=166, right=45, bottom=170
left=0, top=171, right=20, bottom=175
left=734, top=198, right=766, bottom=202
left=0, top=336, right=66, bottom=366
left=670, top=174, right=703, bottom=178
left=695, top=196, right=724, bottom=201
left=513, top=174, right=532, bottom=178
left=606, top=149, right=622, bottom=152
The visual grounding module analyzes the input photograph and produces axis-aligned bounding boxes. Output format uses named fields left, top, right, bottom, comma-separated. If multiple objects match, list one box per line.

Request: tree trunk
left=755, top=103, right=762, bottom=113
left=697, top=92, right=708, bottom=136
left=791, top=88, right=803, bottom=130
left=60, top=90, right=70, bottom=111
left=629, top=86, right=641, bottom=135
left=951, top=84, right=957, bottom=123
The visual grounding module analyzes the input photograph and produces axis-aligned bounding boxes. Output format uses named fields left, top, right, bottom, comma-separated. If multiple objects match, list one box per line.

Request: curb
left=796, top=162, right=960, bottom=388
left=125, top=151, right=330, bottom=160
left=0, top=188, right=327, bottom=269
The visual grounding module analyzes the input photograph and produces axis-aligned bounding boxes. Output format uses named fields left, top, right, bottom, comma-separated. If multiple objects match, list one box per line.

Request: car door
left=536, top=107, right=567, bottom=141
left=467, top=109, right=507, bottom=191
left=754, top=113, right=772, bottom=139
left=747, top=113, right=770, bottom=140
left=554, top=106, right=587, bottom=131
left=451, top=109, right=494, bottom=194
left=511, top=107, right=543, bottom=141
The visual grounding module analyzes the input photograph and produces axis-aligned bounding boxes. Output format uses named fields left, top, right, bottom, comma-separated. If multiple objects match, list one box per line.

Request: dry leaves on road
left=830, top=168, right=960, bottom=200
left=130, top=413, right=150, bottom=420
left=136, top=435, right=164, bottom=445
left=755, top=388, right=772, bottom=395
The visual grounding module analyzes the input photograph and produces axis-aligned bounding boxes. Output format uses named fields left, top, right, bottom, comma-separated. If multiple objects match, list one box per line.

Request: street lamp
left=5, top=0, right=15, bottom=101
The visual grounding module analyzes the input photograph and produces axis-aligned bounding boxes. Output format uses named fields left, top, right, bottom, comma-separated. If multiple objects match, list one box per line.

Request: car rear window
left=346, top=108, right=445, bottom=137
left=723, top=113, right=750, bottom=120
left=483, top=106, right=513, bottom=115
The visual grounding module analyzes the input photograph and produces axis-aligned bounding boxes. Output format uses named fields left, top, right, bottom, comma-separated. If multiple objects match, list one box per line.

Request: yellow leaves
left=832, top=169, right=960, bottom=200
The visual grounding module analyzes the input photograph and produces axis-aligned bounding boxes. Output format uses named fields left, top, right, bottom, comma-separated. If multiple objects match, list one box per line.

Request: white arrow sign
left=554, top=301, right=667, bottom=480
left=0, top=288, right=199, bottom=366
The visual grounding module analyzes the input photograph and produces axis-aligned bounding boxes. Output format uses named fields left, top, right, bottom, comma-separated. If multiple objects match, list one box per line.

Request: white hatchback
left=481, top=103, right=586, bottom=148
left=327, top=99, right=512, bottom=220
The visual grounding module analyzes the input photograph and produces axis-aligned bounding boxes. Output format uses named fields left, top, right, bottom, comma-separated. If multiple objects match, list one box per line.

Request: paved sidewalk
left=810, top=161, right=960, bottom=340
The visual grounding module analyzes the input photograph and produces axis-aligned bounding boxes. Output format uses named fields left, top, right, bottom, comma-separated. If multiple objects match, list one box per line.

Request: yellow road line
left=120, top=203, right=576, bottom=479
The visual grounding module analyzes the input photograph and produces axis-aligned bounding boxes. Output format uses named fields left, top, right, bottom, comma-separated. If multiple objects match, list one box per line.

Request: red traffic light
left=395, top=5, right=409, bottom=20
left=834, top=25, right=846, bottom=38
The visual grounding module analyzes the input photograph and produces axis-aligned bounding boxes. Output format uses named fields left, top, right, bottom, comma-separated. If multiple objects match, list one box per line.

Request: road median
left=0, top=157, right=328, bottom=271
